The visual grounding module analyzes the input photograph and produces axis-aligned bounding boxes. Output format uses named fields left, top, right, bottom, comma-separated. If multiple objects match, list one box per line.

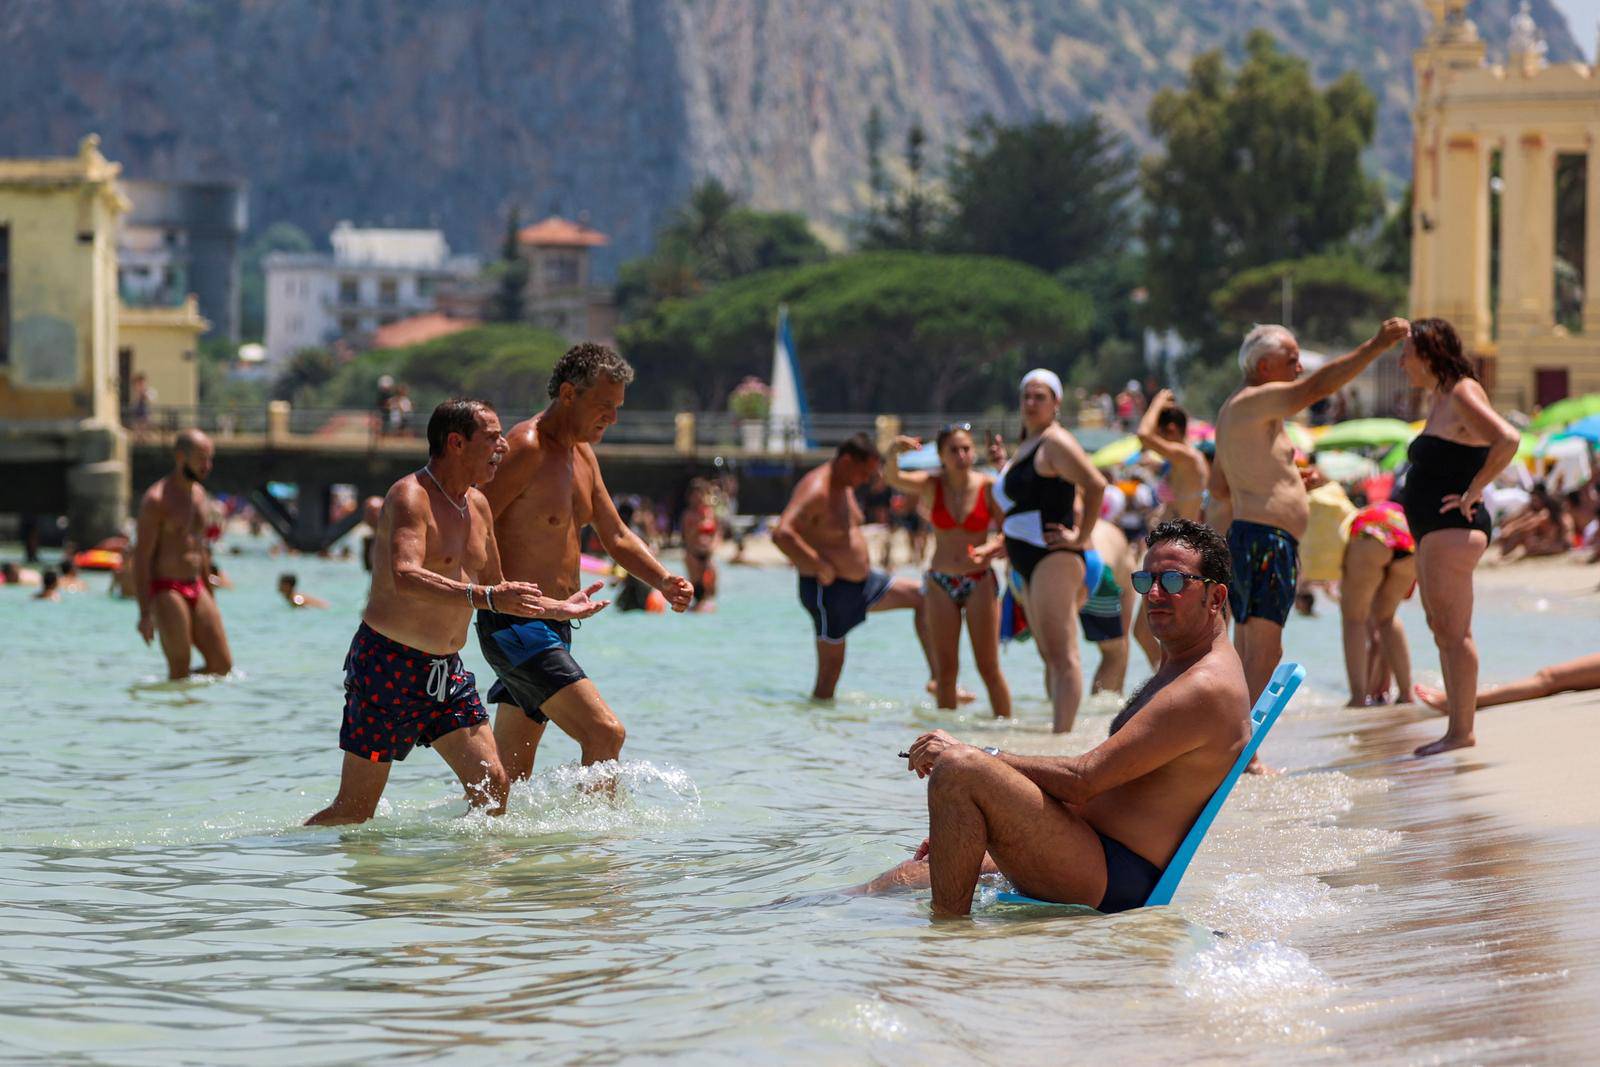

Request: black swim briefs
left=476, top=610, right=587, bottom=724
left=1096, top=831, right=1163, bottom=913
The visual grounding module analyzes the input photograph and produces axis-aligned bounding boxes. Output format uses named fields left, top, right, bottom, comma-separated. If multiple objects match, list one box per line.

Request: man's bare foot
left=1414, top=732, right=1475, bottom=757
left=926, top=680, right=978, bottom=705
left=1245, top=754, right=1281, bottom=776
left=1412, top=684, right=1449, bottom=713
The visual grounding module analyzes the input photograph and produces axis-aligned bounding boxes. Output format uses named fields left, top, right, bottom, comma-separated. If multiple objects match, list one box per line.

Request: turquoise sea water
left=3, top=537, right=1598, bottom=1065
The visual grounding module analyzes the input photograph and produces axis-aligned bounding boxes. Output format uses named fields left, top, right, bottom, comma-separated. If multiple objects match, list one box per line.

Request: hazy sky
left=1554, top=0, right=1600, bottom=57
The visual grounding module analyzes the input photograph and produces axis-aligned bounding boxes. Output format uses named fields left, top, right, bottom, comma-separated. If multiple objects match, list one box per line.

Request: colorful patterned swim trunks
left=1227, top=520, right=1300, bottom=627
left=339, top=622, right=487, bottom=763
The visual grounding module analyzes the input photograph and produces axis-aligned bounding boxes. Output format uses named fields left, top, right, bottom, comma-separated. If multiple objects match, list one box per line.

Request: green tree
left=1210, top=254, right=1406, bottom=347
left=945, top=116, right=1136, bottom=273
left=490, top=206, right=528, bottom=323
left=859, top=124, right=944, bottom=252
left=272, top=346, right=337, bottom=403
left=621, top=252, right=1091, bottom=412
left=1142, top=30, right=1383, bottom=359
left=306, top=324, right=570, bottom=413
left=239, top=222, right=314, bottom=340
left=615, top=179, right=827, bottom=320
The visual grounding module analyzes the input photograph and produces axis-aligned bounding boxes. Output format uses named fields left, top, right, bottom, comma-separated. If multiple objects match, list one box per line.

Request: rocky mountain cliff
left=0, top=1, right=1580, bottom=276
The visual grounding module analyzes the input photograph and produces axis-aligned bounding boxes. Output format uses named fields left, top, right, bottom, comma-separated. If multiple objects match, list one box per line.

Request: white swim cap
left=1020, top=368, right=1063, bottom=400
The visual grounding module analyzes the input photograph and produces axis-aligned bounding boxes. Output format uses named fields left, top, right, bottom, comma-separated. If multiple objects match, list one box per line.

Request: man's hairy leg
left=305, top=752, right=391, bottom=826
left=539, top=679, right=626, bottom=766
left=493, top=703, right=548, bottom=782
left=812, top=639, right=846, bottom=700
left=926, top=747, right=1107, bottom=915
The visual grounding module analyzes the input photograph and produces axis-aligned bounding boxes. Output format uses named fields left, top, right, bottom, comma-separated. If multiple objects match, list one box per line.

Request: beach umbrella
left=1555, top=413, right=1600, bottom=444
left=1313, top=417, right=1417, bottom=450
left=1514, top=431, right=1542, bottom=461
left=1090, top=435, right=1141, bottom=469
left=1314, top=450, right=1379, bottom=483
left=1284, top=421, right=1315, bottom=453
left=1529, top=392, right=1600, bottom=432
left=1315, top=450, right=1378, bottom=482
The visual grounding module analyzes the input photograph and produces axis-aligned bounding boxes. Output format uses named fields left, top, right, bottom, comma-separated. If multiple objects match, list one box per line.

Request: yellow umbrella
left=1090, top=435, right=1141, bottom=469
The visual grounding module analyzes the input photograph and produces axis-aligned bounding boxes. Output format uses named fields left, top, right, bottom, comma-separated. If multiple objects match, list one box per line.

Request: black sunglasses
left=1131, top=570, right=1219, bottom=596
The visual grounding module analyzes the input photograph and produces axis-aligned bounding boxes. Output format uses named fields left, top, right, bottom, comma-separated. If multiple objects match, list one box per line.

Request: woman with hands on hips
left=1396, top=318, right=1519, bottom=757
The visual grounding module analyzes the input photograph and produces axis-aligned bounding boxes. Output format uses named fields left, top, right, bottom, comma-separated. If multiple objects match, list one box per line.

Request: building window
left=417, top=276, right=435, bottom=299
left=0, top=226, right=8, bottom=365
left=379, top=278, right=398, bottom=306
left=339, top=315, right=359, bottom=336
left=339, top=276, right=359, bottom=305
left=545, top=254, right=580, bottom=288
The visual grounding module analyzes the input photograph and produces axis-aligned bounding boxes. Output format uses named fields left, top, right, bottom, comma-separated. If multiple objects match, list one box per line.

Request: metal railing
left=124, top=404, right=1122, bottom=452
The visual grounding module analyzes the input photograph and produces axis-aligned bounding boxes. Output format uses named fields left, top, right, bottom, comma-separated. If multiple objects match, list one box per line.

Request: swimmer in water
left=131, top=429, right=234, bottom=680
left=855, top=520, right=1250, bottom=915
left=58, top=559, right=88, bottom=592
left=680, top=478, right=720, bottom=612
left=33, top=570, right=61, bottom=602
left=886, top=425, right=1010, bottom=717
left=478, top=345, right=694, bottom=782
left=774, top=432, right=937, bottom=701
left=277, top=573, right=330, bottom=609
left=305, top=399, right=607, bottom=826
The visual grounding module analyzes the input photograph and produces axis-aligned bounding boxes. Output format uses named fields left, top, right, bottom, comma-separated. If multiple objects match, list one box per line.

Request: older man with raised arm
left=132, top=428, right=233, bottom=680
left=772, top=432, right=935, bottom=700
left=479, top=344, right=694, bottom=781
left=306, top=399, right=607, bottom=826
left=1214, top=318, right=1410, bottom=721
left=855, top=519, right=1249, bottom=916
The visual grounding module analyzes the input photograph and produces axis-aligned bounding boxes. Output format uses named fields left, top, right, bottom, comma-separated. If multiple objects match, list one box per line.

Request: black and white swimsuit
left=993, top=438, right=1082, bottom=585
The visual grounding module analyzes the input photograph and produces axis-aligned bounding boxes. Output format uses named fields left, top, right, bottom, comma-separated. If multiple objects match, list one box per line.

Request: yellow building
left=0, top=135, right=130, bottom=542
left=1411, top=1, right=1600, bottom=410
left=118, top=294, right=209, bottom=411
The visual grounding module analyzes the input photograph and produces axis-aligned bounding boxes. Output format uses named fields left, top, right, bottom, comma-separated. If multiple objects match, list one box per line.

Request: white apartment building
left=263, top=222, right=478, bottom=366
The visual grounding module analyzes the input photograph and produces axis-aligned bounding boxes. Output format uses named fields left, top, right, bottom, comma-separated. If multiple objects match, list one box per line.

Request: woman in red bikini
left=887, top=425, right=1011, bottom=717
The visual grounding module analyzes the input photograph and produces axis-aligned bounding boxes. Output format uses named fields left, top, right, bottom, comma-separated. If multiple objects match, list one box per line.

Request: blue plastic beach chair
left=996, top=661, right=1305, bottom=911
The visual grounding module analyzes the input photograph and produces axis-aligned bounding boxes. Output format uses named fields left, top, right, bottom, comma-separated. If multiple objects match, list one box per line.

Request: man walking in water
left=773, top=433, right=934, bottom=700
left=855, top=519, right=1250, bottom=915
left=306, top=399, right=605, bottom=826
left=1213, top=318, right=1410, bottom=724
left=480, top=344, right=694, bottom=781
left=132, top=429, right=233, bottom=679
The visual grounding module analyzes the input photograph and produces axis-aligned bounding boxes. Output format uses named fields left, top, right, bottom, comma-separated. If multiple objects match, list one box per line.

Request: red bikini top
left=930, top=479, right=992, bottom=532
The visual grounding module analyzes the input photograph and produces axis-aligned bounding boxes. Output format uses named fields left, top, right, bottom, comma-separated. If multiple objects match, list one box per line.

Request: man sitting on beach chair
left=856, top=519, right=1251, bottom=916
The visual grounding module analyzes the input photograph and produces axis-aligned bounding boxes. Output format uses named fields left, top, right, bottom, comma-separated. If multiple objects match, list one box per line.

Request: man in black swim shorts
left=854, top=520, right=1251, bottom=916
left=773, top=433, right=935, bottom=699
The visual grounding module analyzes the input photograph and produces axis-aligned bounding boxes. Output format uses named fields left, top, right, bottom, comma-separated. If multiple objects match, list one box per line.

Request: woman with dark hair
left=1397, top=317, right=1519, bottom=756
left=987, top=369, right=1107, bottom=733
left=887, top=425, right=1011, bottom=717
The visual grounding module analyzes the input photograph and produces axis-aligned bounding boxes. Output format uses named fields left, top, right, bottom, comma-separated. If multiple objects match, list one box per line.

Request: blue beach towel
left=996, top=661, right=1305, bottom=911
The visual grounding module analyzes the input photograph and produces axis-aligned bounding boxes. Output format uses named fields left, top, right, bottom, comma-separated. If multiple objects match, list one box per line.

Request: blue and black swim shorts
left=476, top=610, right=588, bottom=723
left=797, top=570, right=893, bottom=644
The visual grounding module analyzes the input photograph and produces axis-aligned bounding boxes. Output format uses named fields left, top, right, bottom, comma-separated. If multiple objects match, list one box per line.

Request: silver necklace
left=420, top=465, right=469, bottom=516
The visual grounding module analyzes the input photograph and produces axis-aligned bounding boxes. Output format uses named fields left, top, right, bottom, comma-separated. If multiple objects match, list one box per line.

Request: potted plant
left=728, top=376, right=772, bottom=451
